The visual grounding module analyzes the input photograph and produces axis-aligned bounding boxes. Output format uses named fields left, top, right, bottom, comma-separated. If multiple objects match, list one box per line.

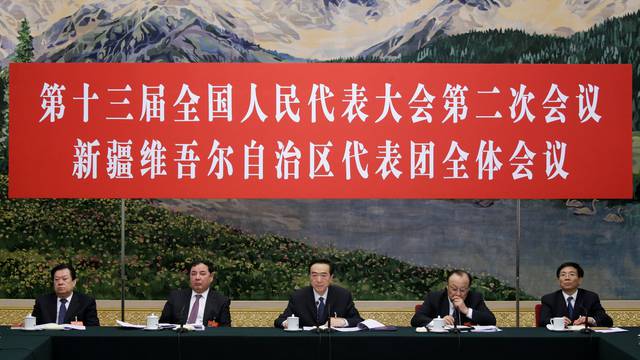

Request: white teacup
left=550, top=317, right=565, bottom=330
left=432, top=316, right=446, bottom=330
left=146, top=313, right=159, bottom=329
left=24, top=314, right=36, bottom=329
left=286, top=315, right=299, bottom=330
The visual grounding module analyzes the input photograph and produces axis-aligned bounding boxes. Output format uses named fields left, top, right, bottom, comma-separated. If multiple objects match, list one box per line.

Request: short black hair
left=556, top=262, right=584, bottom=278
left=51, top=264, right=76, bottom=281
left=309, top=259, right=333, bottom=275
left=187, top=260, right=214, bottom=274
left=447, top=269, right=473, bottom=286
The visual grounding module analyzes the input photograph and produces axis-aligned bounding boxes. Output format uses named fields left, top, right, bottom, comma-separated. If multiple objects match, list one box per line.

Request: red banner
left=9, top=63, right=632, bottom=198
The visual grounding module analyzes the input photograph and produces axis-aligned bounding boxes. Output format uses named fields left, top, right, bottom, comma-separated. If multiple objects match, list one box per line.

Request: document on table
left=593, top=327, right=629, bottom=333
left=116, top=320, right=145, bottom=329
left=470, top=325, right=501, bottom=332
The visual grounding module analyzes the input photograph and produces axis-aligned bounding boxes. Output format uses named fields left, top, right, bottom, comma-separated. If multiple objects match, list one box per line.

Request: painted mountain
left=1, top=0, right=640, bottom=62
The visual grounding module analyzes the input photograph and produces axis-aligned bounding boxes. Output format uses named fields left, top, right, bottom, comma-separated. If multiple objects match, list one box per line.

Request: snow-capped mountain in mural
left=30, top=4, right=294, bottom=62
left=360, top=0, right=640, bottom=59
left=1, top=0, right=639, bottom=61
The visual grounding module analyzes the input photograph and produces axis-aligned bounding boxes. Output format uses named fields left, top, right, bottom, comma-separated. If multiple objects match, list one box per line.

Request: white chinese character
left=173, top=84, right=200, bottom=122
left=244, top=140, right=264, bottom=179
left=342, top=140, right=369, bottom=180
left=509, top=140, right=536, bottom=180
left=72, top=138, right=100, bottom=179
left=275, top=140, right=301, bottom=179
left=544, top=140, right=569, bottom=179
left=207, top=140, right=234, bottom=179
left=208, top=84, right=233, bottom=122
left=442, top=140, right=469, bottom=179
left=341, top=83, right=368, bottom=123
left=72, top=83, right=99, bottom=123
left=39, top=82, right=66, bottom=123
left=410, top=141, right=435, bottom=179
left=139, top=85, right=165, bottom=122
left=241, top=83, right=268, bottom=123
left=275, top=84, right=300, bottom=122
left=375, top=140, right=402, bottom=179
left=442, top=83, right=468, bottom=124
left=542, top=84, right=568, bottom=123
left=577, top=84, right=601, bottom=123
left=308, top=84, right=335, bottom=123
left=309, top=141, right=334, bottom=179
left=140, top=139, right=167, bottom=179
left=509, top=84, right=535, bottom=123
left=476, top=140, right=503, bottom=180
left=107, top=140, right=133, bottom=179
left=175, top=140, right=200, bottom=179
left=409, top=84, right=435, bottom=123
left=374, top=83, right=402, bottom=123
left=106, top=84, right=133, bottom=121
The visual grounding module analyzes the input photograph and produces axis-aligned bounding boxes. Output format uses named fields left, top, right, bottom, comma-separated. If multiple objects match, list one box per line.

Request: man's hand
left=572, top=316, right=595, bottom=326
left=451, top=296, right=469, bottom=315
left=328, top=317, right=348, bottom=327
left=443, top=315, right=455, bottom=326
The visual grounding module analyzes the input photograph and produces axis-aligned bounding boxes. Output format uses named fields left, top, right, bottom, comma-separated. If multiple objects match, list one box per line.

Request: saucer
left=284, top=328, right=302, bottom=332
left=546, top=324, right=570, bottom=332
left=428, top=328, right=448, bottom=333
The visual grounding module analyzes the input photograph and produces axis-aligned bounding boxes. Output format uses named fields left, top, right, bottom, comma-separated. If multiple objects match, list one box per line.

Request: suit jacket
left=32, top=292, right=100, bottom=326
left=410, top=289, right=496, bottom=327
left=539, top=288, right=613, bottom=327
left=274, top=285, right=364, bottom=328
left=159, top=288, right=231, bottom=327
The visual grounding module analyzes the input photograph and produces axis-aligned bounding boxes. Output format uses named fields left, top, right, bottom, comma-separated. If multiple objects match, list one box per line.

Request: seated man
left=32, top=263, right=100, bottom=326
left=411, top=269, right=496, bottom=327
left=539, top=262, right=613, bottom=327
left=274, top=259, right=363, bottom=328
left=160, top=260, right=231, bottom=327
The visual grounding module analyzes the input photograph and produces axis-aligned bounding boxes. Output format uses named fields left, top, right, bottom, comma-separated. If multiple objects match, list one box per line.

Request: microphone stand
left=580, top=307, right=593, bottom=334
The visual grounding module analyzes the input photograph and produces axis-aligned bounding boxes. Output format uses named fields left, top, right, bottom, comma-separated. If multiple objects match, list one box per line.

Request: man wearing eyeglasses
left=411, top=269, right=496, bottom=327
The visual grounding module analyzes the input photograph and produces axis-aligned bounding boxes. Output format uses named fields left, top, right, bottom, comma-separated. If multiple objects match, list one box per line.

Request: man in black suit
left=538, top=262, right=613, bottom=327
left=32, top=263, right=100, bottom=326
left=411, top=269, right=496, bottom=327
left=160, top=260, right=231, bottom=327
left=275, top=259, right=363, bottom=328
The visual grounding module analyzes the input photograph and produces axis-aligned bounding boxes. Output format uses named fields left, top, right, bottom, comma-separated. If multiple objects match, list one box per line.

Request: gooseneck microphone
left=580, top=306, right=593, bottom=334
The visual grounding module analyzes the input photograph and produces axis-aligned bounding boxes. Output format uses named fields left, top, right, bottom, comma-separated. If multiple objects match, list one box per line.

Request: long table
left=1, top=327, right=638, bottom=360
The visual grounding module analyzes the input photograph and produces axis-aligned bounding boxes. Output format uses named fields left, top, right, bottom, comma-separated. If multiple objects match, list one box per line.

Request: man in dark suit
left=32, top=263, right=100, bottom=326
left=160, top=260, right=231, bottom=327
left=538, top=262, right=613, bottom=327
left=275, top=259, right=363, bottom=328
left=411, top=269, right=496, bottom=327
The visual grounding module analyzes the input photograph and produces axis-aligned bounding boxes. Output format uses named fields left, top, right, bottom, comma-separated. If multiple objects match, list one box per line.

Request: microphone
left=177, top=300, right=188, bottom=333
left=449, top=299, right=460, bottom=334
left=579, top=306, right=593, bottom=334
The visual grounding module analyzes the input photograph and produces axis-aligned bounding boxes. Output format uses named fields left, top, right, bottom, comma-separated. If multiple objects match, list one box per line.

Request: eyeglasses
left=447, top=286, right=468, bottom=294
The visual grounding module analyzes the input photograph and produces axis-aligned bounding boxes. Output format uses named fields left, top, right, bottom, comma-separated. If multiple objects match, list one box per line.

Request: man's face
left=446, top=273, right=470, bottom=301
left=190, top=263, right=214, bottom=294
left=557, top=266, right=582, bottom=293
left=309, top=263, right=333, bottom=295
left=53, top=269, right=76, bottom=298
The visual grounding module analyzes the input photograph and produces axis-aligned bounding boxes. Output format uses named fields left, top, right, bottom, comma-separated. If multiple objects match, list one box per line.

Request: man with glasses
left=274, top=259, right=363, bottom=328
left=411, top=269, right=496, bottom=327
left=538, top=262, right=612, bottom=327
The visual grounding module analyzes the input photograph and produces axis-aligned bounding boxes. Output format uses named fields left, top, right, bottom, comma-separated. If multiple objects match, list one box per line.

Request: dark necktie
left=57, top=299, right=67, bottom=324
left=187, top=294, right=202, bottom=324
left=317, top=297, right=326, bottom=324
left=567, top=296, right=574, bottom=319
left=452, top=308, right=461, bottom=325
